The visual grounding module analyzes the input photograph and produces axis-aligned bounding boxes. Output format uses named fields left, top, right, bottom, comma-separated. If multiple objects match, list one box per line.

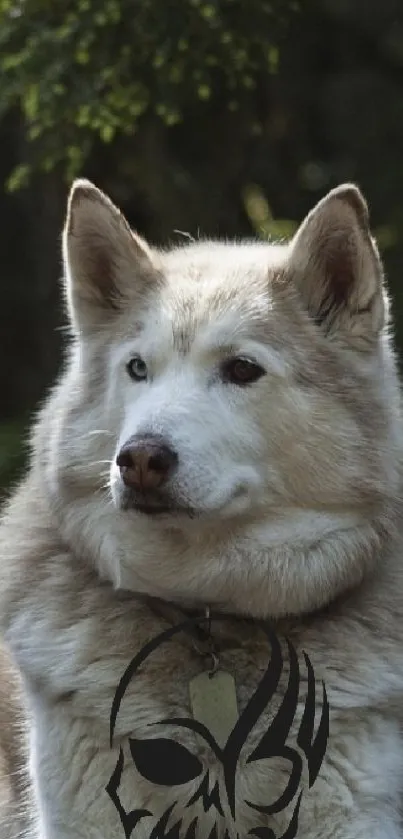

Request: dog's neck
left=128, top=592, right=331, bottom=676
left=111, top=515, right=384, bottom=620
left=139, top=596, right=240, bottom=670
left=47, top=468, right=390, bottom=621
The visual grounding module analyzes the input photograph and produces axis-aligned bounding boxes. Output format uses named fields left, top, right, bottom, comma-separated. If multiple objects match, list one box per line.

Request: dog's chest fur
left=4, top=524, right=403, bottom=839
left=109, top=618, right=310, bottom=838
left=13, top=561, right=321, bottom=838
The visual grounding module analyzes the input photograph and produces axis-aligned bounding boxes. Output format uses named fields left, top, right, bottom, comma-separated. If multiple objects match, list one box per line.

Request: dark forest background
left=1, top=0, right=403, bottom=495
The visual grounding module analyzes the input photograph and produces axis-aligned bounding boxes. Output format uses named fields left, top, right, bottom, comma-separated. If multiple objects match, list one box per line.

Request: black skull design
left=106, top=616, right=329, bottom=839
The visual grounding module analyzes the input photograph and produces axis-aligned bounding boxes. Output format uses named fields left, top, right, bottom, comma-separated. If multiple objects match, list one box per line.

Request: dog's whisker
left=87, top=460, right=113, bottom=467
left=92, top=482, right=113, bottom=499
left=69, top=460, right=112, bottom=471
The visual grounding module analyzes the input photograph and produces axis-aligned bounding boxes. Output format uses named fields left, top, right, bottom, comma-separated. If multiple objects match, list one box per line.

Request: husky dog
left=1, top=179, right=403, bottom=839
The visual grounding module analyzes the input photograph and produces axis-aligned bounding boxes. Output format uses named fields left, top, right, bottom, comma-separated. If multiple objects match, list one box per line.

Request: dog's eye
left=222, top=357, right=265, bottom=386
left=126, top=356, right=148, bottom=381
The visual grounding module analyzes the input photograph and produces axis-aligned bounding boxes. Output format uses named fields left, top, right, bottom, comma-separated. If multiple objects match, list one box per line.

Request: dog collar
left=144, top=596, right=232, bottom=671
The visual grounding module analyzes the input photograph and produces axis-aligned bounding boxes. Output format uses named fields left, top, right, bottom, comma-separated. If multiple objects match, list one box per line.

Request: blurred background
left=0, top=0, right=402, bottom=496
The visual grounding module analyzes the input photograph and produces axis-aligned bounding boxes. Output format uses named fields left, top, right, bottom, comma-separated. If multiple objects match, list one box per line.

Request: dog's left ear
left=63, top=179, right=157, bottom=334
left=288, top=184, right=385, bottom=346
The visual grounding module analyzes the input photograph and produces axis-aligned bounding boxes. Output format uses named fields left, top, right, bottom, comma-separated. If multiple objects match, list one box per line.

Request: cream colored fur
left=0, top=641, right=33, bottom=839
left=1, top=180, right=403, bottom=837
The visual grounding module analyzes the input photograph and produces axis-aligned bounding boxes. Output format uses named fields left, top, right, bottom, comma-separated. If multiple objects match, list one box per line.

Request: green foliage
left=243, top=184, right=298, bottom=240
left=6, top=162, right=31, bottom=192
left=0, top=0, right=296, bottom=183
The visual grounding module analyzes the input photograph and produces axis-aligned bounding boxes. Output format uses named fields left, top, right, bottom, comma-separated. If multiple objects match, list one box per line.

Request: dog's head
left=41, top=180, right=402, bottom=614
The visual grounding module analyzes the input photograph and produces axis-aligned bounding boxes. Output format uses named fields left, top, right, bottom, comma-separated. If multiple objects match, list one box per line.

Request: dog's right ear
left=63, top=179, right=156, bottom=333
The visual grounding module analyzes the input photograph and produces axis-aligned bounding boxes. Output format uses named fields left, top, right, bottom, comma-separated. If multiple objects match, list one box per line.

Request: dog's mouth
left=133, top=502, right=180, bottom=516
left=121, top=489, right=195, bottom=518
left=115, top=480, right=252, bottom=520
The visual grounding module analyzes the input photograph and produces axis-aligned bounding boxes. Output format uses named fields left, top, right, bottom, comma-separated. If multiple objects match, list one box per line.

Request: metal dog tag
left=189, top=670, right=238, bottom=749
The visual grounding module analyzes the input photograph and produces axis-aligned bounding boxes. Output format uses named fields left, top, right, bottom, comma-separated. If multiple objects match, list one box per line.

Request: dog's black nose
left=116, top=436, right=178, bottom=491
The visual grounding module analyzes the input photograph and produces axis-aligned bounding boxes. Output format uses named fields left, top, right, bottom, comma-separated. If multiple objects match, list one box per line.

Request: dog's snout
left=116, top=436, right=178, bottom=491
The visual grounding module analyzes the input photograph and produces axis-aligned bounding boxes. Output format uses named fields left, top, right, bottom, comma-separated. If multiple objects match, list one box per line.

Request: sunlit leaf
left=6, top=162, right=31, bottom=192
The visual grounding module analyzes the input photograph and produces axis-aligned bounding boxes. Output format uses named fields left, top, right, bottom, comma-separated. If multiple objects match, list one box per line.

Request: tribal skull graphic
left=106, top=617, right=329, bottom=839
